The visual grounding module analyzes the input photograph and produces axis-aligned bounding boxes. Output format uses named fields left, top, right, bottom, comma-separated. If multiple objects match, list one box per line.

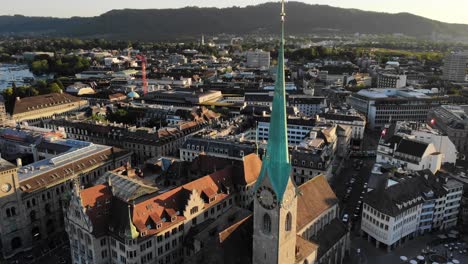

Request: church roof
left=296, top=175, right=339, bottom=230
left=295, top=235, right=319, bottom=263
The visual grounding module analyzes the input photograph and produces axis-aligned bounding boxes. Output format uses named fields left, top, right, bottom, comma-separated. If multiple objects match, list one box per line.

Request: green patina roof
left=255, top=0, right=291, bottom=202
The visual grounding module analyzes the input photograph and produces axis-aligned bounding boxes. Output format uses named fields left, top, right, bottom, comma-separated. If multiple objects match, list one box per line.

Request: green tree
left=47, top=83, right=62, bottom=94
left=31, top=60, right=49, bottom=75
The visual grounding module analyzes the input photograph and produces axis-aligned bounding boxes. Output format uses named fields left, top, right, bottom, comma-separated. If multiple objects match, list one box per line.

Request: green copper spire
left=255, top=0, right=291, bottom=202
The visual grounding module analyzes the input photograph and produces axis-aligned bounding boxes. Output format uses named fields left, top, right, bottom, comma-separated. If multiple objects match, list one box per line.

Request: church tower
left=252, top=1, right=297, bottom=264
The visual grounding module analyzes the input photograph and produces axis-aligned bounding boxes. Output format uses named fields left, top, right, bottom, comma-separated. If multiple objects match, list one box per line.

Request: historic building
left=0, top=139, right=131, bottom=259
left=361, top=171, right=463, bottom=251
left=11, top=92, right=88, bottom=125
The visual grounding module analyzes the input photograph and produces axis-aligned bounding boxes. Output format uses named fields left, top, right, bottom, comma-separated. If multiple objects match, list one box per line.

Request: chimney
left=16, top=158, right=22, bottom=168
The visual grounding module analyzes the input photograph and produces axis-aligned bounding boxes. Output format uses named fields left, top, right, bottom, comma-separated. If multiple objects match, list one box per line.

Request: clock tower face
left=1, top=183, right=12, bottom=193
left=256, top=186, right=278, bottom=210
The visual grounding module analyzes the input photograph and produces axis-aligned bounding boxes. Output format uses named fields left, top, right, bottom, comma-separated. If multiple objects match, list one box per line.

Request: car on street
left=342, top=214, right=349, bottom=223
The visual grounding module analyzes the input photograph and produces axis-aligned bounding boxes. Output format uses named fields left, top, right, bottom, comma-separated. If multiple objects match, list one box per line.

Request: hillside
left=1, top=2, right=467, bottom=41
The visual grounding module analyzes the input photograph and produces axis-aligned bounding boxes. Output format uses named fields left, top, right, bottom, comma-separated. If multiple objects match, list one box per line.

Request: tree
left=31, top=60, right=49, bottom=75
left=47, top=83, right=62, bottom=94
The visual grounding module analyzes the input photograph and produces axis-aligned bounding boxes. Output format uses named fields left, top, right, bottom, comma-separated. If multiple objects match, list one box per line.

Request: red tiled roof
left=241, top=154, right=262, bottom=185
left=80, top=184, right=113, bottom=236
left=132, top=167, right=235, bottom=236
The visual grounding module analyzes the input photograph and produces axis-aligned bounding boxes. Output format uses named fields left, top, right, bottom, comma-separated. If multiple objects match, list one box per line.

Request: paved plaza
left=349, top=233, right=468, bottom=264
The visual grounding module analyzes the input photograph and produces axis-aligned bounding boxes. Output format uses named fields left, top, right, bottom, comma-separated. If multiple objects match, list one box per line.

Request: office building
left=443, top=51, right=468, bottom=82
left=428, top=105, right=468, bottom=156
left=377, top=73, right=407, bottom=88
left=347, top=88, right=468, bottom=129
left=245, top=50, right=270, bottom=69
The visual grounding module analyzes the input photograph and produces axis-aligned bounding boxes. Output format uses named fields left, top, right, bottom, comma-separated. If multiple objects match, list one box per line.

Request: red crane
left=135, top=54, right=148, bottom=96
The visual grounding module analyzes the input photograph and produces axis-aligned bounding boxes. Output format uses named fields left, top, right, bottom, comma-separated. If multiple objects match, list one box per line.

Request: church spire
left=256, top=0, right=291, bottom=202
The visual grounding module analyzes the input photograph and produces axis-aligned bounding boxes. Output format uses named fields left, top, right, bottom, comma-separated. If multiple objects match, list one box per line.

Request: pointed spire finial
left=281, top=0, right=286, bottom=22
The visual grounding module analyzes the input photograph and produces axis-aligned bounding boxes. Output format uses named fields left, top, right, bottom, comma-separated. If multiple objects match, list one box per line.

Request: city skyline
left=1, top=0, right=468, bottom=25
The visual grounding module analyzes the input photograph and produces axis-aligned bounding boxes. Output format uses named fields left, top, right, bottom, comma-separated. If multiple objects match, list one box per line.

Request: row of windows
left=262, top=212, right=292, bottom=234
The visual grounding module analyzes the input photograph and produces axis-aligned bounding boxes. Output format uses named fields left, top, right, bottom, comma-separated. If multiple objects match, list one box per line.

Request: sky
left=2, top=0, right=468, bottom=24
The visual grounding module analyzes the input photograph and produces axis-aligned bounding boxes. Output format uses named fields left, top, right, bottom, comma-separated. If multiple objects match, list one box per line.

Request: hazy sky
left=2, top=0, right=467, bottom=24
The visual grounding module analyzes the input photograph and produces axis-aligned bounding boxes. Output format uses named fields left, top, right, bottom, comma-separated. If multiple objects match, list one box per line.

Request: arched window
left=263, top=213, right=271, bottom=234
left=285, top=212, right=292, bottom=231
left=30, top=210, right=37, bottom=222
left=11, top=237, right=22, bottom=250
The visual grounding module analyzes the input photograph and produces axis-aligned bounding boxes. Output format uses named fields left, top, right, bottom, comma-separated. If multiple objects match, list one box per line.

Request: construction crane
left=135, top=54, right=148, bottom=96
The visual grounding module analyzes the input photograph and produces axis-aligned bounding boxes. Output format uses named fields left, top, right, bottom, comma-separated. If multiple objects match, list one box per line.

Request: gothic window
left=263, top=213, right=271, bottom=234
left=11, top=237, right=22, bottom=250
left=285, top=212, right=292, bottom=231
left=30, top=210, right=37, bottom=222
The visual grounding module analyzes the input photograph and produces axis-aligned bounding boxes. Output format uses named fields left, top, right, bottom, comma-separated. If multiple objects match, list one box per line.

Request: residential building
left=377, top=73, right=407, bottom=88
left=346, top=88, right=468, bottom=129
left=0, top=139, right=131, bottom=259
left=319, top=111, right=366, bottom=140
left=246, top=50, right=270, bottom=69
left=376, top=134, right=442, bottom=174
left=442, top=51, right=468, bottom=82
left=12, top=93, right=88, bottom=125
left=389, top=121, right=458, bottom=164
left=290, top=127, right=338, bottom=183
left=168, top=54, right=188, bottom=65
left=288, top=96, right=327, bottom=116
left=361, top=171, right=463, bottom=251
left=179, top=137, right=257, bottom=162
left=428, top=105, right=468, bottom=156
left=0, top=95, right=6, bottom=126
left=336, top=125, right=352, bottom=157
left=44, top=119, right=208, bottom=165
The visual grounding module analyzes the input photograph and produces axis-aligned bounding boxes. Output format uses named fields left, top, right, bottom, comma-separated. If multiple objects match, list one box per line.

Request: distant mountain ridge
left=1, top=2, right=467, bottom=41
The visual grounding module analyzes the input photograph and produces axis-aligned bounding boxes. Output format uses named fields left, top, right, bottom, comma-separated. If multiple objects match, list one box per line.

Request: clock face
left=1, top=183, right=12, bottom=193
left=256, top=186, right=277, bottom=210
left=282, top=188, right=295, bottom=210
